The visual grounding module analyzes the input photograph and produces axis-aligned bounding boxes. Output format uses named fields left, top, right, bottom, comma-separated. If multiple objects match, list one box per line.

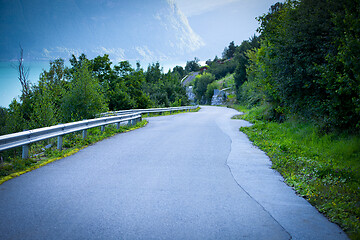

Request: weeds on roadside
left=144, top=107, right=200, bottom=118
left=232, top=104, right=360, bottom=239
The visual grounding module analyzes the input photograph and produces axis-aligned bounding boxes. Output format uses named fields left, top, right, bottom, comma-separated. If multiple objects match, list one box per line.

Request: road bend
left=0, top=106, right=347, bottom=239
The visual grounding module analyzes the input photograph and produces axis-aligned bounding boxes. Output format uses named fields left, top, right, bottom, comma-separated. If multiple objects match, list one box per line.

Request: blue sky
left=0, top=0, right=279, bottom=108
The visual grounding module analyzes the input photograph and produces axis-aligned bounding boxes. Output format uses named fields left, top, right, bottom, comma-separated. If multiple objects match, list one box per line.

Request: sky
left=0, top=0, right=280, bottom=108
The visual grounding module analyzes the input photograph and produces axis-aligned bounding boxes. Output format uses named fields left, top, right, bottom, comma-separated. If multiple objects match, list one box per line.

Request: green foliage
left=143, top=63, right=189, bottom=107
left=236, top=106, right=360, bottom=239
left=61, top=59, right=108, bottom=122
left=172, top=65, right=186, bottom=79
left=193, top=73, right=216, bottom=104
left=222, top=41, right=236, bottom=59
left=205, top=82, right=220, bottom=104
left=0, top=107, right=7, bottom=135
left=242, top=0, right=360, bottom=131
left=233, top=35, right=260, bottom=96
left=111, top=61, right=151, bottom=110
left=315, top=0, right=360, bottom=130
left=30, top=82, right=57, bottom=128
left=208, top=59, right=237, bottom=80
left=185, top=57, right=200, bottom=73
left=1, top=53, right=190, bottom=140
left=6, top=99, right=27, bottom=133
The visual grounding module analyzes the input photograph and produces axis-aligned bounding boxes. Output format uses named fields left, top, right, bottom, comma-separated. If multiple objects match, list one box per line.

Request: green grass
left=0, top=120, right=148, bottom=184
left=144, top=106, right=200, bottom=117
left=231, top=104, right=360, bottom=239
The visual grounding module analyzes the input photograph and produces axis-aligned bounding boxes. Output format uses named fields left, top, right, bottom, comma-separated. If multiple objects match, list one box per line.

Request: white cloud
left=174, top=0, right=242, bottom=17
left=135, top=46, right=155, bottom=62
left=91, top=47, right=126, bottom=62
left=158, top=0, right=205, bottom=52
left=41, top=47, right=82, bottom=60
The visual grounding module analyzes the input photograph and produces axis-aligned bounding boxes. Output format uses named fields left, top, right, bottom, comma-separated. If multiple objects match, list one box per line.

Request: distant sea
left=0, top=61, right=50, bottom=108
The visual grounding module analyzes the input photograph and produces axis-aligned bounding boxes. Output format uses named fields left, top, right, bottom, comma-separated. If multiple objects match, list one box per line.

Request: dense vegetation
left=189, top=37, right=260, bottom=105
left=227, top=0, right=360, bottom=238
left=0, top=54, right=189, bottom=136
left=185, top=0, right=359, bottom=237
left=0, top=53, right=192, bottom=165
left=189, top=0, right=359, bottom=133
left=239, top=0, right=360, bottom=132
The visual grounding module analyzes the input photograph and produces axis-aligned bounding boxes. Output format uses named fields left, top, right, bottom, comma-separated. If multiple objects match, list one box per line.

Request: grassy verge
left=144, top=106, right=201, bottom=117
left=231, top=104, right=360, bottom=239
left=0, top=120, right=148, bottom=184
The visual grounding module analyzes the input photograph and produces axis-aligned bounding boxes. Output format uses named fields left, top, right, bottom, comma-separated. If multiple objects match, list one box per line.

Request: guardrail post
left=82, top=129, right=87, bottom=139
left=101, top=125, right=105, bottom=133
left=22, top=144, right=29, bottom=159
left=128, top=120, right=132, bottom=126
left=116, top=122, right=120, bottom=129
left=57, top=135, right=63, bottom=151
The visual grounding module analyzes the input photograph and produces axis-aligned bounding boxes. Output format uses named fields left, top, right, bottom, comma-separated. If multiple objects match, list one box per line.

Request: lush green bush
left=208, top=60, right=237, bottom=80
left=242, top=0, right=360, bottom=132
left=1, top=54, right=189, bottom=137
left=193, top=73, right=216, bottom=104
left=205, top=82, right=220, bottom=104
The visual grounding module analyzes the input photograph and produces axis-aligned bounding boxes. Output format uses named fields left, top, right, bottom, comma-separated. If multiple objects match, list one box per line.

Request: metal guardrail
left=100, top=106, right=198, bottom=117
left=0, top=106, right=198, bottom=159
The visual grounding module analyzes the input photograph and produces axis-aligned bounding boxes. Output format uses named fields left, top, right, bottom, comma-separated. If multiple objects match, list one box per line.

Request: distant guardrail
left=0, top=106, right=198, bottom=159
left=100, top=106, right=198, bottom=117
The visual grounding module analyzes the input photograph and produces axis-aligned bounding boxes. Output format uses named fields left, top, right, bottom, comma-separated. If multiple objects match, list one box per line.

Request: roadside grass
left=0, top=120, right=148, bottom=184
left=231, top=104, right=360, bottom=239
left=144, top=106, right=200, bottom=117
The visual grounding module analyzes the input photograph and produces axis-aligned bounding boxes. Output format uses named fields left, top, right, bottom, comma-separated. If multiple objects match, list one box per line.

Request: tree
left=143, top=63, right=188, bottom=107
left=126, top=67, right=152, bottom=109
left=185, top=57, right=200, bottom=73
left=61, top=60, right=107, bottom=122
left=6, top=99, right=26, bottom=133
left=30, top=81, right=57, bottom=128
left=316, top=0, right=360, bottom=130
left=243, top=0, right=360, bottom=130
left=0, top=107, right=8, bottom=135
left=209, top=60, right=237, bottom=80
left=193, top=73, right=215, bottom=104
left=145, top=62, right=162, bottom=84
left=172, top=66, right=186, bottom=79
left=234, top=36, right=260, bottom=99
left=16, top=45, right=31, bottom=98
left=10, top=45, right=34, bottom=129
left=222, top=41, right=236, bottom=59
left=205, top=81, right=220, bottom=104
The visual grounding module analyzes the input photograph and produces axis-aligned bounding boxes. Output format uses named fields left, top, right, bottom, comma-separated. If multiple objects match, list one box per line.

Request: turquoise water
left=0, top=61, right=50, bottom=108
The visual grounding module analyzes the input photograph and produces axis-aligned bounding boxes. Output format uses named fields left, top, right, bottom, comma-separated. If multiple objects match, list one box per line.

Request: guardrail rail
left=0, top=105, right=198, bottom=159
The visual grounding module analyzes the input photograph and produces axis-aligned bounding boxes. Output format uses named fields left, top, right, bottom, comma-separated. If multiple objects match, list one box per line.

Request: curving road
left=0, top=106, right=347, bottom=239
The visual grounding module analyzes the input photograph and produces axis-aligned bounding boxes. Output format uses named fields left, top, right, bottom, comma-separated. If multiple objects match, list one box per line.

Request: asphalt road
left=0, top=106, right=348, bottom=239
